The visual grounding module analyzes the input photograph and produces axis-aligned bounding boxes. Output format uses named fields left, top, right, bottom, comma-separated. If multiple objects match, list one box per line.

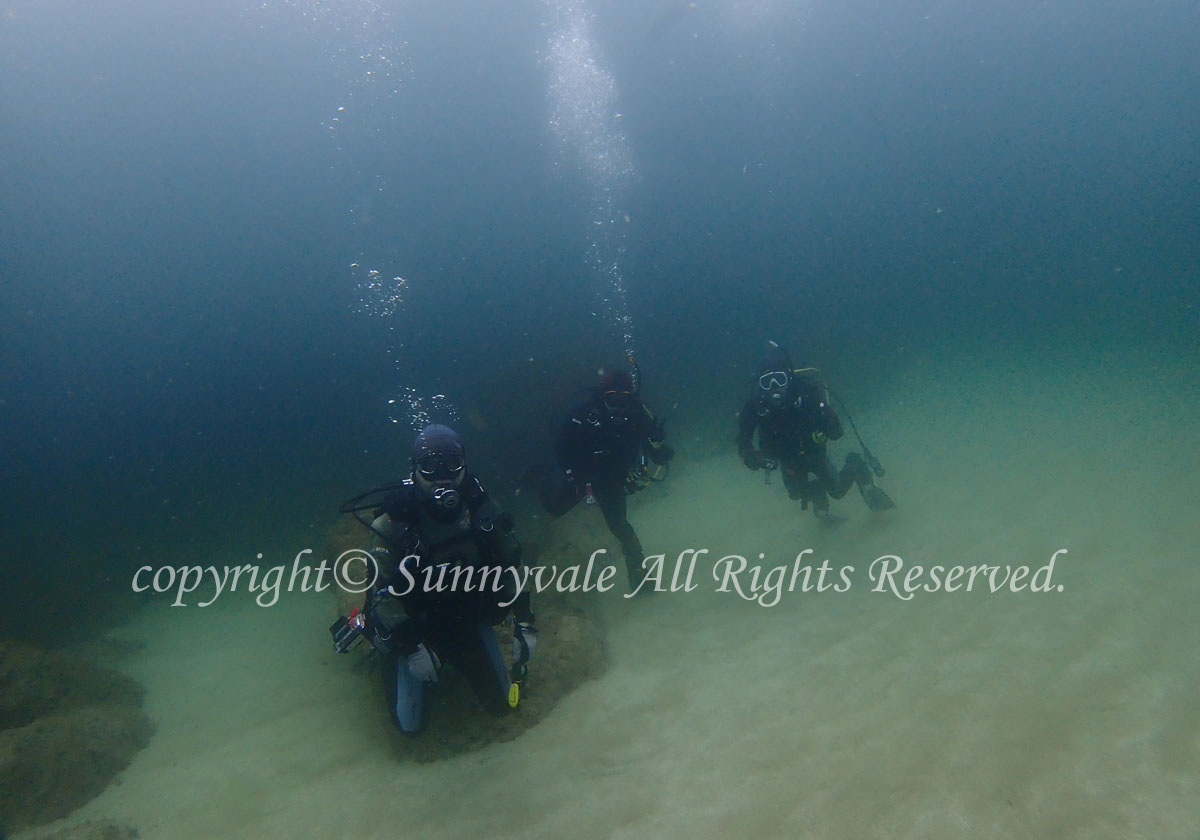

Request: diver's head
left=757, top=340, right=793, bottom=408
left=411, top=424, right=466, bottom=512
left=597, top=369, right=639, bottom=422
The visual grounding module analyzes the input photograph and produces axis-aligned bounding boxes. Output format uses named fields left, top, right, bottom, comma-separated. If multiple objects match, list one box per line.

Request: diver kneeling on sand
left=331, top=424, right=537, bottom=734
left=737, top=340, right=895, bottom=523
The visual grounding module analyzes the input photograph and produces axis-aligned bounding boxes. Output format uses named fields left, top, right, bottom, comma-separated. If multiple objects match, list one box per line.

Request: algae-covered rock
left=0, top=643, right=153, bottom=832
left=16, top=818, right=138, bottom=840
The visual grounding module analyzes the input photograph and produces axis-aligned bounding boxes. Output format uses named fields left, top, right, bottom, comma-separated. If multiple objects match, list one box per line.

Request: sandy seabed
left=29, top=349, right=1200, bottom=840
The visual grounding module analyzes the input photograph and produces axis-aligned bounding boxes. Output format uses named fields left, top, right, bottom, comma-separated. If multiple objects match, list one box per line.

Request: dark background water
left=2, top=0, right=1196, bottom=637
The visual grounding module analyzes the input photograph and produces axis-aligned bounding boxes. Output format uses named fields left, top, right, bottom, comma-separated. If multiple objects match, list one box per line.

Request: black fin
left=859, top=484, right=896, bottom=512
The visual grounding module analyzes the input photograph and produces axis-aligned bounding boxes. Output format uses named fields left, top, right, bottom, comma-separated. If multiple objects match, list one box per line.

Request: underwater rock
left=15, top=818, right=138, bottom=840
left=0, top=642, right=153, bottom=831
left=0, top=643, right=145, bottom=732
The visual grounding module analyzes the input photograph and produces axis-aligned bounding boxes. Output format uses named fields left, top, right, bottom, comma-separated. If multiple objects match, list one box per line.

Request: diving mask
left=602, top=389, right=634, bottom=415
left=758, top=370, right=790, bottom=391
left=416, top=452, right=465, bottom=480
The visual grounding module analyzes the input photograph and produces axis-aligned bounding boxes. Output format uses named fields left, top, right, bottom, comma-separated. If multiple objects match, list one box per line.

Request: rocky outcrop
left=0, top=642, right=153, bottom=832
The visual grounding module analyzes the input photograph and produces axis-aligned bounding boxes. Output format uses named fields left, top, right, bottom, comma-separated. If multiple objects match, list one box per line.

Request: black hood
left=759, top=340, right=792, bottom=375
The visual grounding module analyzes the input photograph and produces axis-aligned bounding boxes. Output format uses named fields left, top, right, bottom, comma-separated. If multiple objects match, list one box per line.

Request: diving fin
left=813, top=506, right=846, bottom=526
left=859, top=483, right=896, bottom=512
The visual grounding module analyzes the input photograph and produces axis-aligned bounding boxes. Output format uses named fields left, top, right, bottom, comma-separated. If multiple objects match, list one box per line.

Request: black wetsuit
left=363, top=475, right=533, bottom=734
left=534, top=395, right=672, bottom=585
left=737, top=373, right=861, bottom=513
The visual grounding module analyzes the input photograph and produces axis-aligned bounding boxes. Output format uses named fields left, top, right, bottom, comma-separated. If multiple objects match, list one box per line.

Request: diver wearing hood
left=333, top=424, right=536, bottom=735
left=737, top=341, right=890, bottom=521
left=525, top=357, right=674, bottom=591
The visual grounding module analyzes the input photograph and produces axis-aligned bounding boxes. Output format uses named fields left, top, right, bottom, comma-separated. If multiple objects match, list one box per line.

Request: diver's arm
left=362, top=514, right=403, bottom=609
left=480, top=501, right=535, bottom=625
left=820, top=402, right=845, bottom=441
left=643, top=403, right=662, bottom=442
left=509, top=588, right=535, bottom=626
left=379, top=552, right=432, bottom=654
left=793, top=377, right=843, bottom=443
left=813, top=382, right=844, bottom=441
left=642, top=403, right=674, bottom=465
left=479, top=499, right=520, bottom=563
left=361, top=515, right=428, bottom=651
left=497, top=532, right=536, bottom=648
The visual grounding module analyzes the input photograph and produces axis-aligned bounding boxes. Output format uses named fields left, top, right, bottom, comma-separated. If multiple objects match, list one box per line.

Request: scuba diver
left=737, top=341, right=895, bottom=521
left=331, top=424, right=537, bottom=735
left=524, top=355, right=674, bottom=591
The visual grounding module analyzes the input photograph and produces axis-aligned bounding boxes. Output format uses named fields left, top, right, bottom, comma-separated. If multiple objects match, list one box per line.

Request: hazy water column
left=542, top=1, right=638, bottom=353
left=261, top=0, right=462, bottom=431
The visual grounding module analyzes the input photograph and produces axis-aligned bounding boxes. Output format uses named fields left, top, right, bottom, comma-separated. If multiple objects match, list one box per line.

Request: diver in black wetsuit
left=737, top=341, right=893, bottom=521
left=526, top=359, right=674, bottom=590
left=333, top=424, right=536, bottom=735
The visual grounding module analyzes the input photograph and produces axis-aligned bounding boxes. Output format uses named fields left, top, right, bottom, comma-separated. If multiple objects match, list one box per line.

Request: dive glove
left=407, top=644, right=441, bottom=683
left=512, top=622, right=538, bottom=667
left=649, top=418, right=667, bottom=443
left=742, top=449, right=768, bottom=470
